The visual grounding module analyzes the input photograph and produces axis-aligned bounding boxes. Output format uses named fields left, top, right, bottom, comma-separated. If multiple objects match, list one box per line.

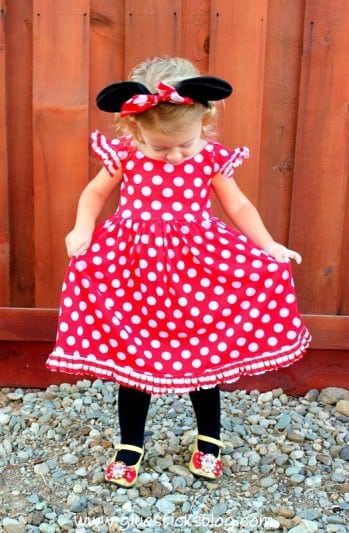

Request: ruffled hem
left=46, top=328, right=311, bottom=396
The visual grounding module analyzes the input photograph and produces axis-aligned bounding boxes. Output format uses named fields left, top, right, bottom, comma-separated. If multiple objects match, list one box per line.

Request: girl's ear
left=96, top=81, right=151, bottom=112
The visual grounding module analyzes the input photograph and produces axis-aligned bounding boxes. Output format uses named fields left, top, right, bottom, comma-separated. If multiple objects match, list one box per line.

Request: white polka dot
left=217, top=342, right=228, bottom=352
left=162, top=188, right=174, bottom=197
left=248, top=342, right=259, bottom=352
left=64, top=297, right=73, bottom=307
left=173, top=177, right=184, bottom=187
left=267, top=297, right=278, bottom=310
left=210, top=355, right=220, bottom=365
left=279, top=308, right=290, bottom=317
left=268, top=337, right=278, bottom=346
left=184, top=164, right=195, bottom=173
left=172, top=201, right=184, bottom=211
left=141, top=186, right=152, bottom=196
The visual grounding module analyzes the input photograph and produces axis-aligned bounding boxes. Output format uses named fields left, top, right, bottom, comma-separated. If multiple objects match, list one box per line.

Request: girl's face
left=136, top=117, right=205, bottom=164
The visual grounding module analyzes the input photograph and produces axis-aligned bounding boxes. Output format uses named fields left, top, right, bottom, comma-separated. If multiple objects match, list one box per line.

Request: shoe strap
left=115, top=443, right=144, bottom=454
left=196, top=434, right=224, bottom=448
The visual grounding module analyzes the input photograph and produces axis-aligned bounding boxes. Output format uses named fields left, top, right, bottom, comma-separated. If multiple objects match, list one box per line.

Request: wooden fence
left=0, top=0, right=348, bottom=391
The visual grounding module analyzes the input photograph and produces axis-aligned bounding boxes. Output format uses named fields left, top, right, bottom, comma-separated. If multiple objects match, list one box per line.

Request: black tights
left=116, top=385, right=221, bottom=464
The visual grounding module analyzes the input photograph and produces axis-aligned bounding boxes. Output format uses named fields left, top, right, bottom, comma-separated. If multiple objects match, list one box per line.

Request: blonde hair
left=113, top=56, right=217, bottom=138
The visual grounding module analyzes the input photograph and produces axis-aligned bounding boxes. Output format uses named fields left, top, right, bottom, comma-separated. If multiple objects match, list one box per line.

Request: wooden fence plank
left=32, top=0, right=91, bottom=307
left=180, top=0, right=210, bottom=73
left=290, top=0, right=349, bottom=314
left=89, top=1, right=125, bottom=222
left=209, top=0, right=269, bottom=204
left=257, top=0, right=305, bottom=245
left=5, top=0, right=35, bottom=307
left=0, top=0, right=9, bottom=306
left=124, top=0, right=182, bottom=71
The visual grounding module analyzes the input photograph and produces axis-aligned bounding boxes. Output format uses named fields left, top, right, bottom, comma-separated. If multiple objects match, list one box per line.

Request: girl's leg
left=189, top=385, right=221, bottom=456
left=116, top=385, right=151, bottom=464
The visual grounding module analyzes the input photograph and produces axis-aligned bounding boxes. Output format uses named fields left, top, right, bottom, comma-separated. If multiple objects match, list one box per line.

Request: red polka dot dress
left=46, top=130, right=311, bottom=395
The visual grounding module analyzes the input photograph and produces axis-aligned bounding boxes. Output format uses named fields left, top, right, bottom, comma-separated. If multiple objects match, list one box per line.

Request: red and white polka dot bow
left=120, top=81, right=194, bottom=117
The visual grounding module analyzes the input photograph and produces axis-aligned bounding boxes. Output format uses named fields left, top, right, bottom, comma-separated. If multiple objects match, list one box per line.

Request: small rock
left=287, top=429, right=305, bottom=442
left=339, top=445, right=349, bottom=461
left=336, top=399, right=349, bottom=416
left=288, top=519, right=319, bottom=533
left=34, top=462, right=50, bottom=476
left=2, top=517, right=25, bottom=533
left=259, top=476, right=275, bottom=488
left=275, top=413, right=291, bottom=430
left=318, top=387, right=349, bottom=405
left=69, top=495, right=88, bottom=513
left=258, top=391, right=273, bottom=403
left=62, top=453, right=79, bottom=464
left=277, top=505, right=296, bottom=518
left=156, top=497, right=176, bottom=514
left=264, top=518, right=281, bottom=531
left=0, top=413, right=10, bottom=425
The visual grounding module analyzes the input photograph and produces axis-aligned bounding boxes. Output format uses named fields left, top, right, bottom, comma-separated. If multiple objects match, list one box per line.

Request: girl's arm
left=212, top=173, right=302, bottom=263
left=65, top=166, right=122, bottom=257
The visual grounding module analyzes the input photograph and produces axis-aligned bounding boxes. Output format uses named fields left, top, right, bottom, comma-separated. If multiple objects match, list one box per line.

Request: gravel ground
left=0, top=381, right=348, bottom=533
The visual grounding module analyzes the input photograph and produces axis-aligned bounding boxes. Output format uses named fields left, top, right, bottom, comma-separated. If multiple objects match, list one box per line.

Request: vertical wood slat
left=209, top=0, right=269, bottom=205
left=179, top=0, right=210, bottom=73
left=290, top=0, right=349, bottom=314
left=0, top=0, right=9, bottom=305
left=6, top=0, right=35, bottom=307
left=124, top=0, right=182, bottom=72
left=88, top=1, right=125, bottom=223
left=257, top=0, right=305, bottom=245
left=32, top=0, right=91, bottom=306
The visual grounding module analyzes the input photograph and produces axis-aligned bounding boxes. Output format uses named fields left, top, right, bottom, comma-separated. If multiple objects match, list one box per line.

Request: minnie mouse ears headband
left=96, top=76, right=232, bottom=116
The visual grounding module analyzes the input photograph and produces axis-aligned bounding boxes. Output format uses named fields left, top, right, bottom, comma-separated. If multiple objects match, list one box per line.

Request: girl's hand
left=65, top=228, right=93, bottom=258
left=264, top=241, right=302, bottom=264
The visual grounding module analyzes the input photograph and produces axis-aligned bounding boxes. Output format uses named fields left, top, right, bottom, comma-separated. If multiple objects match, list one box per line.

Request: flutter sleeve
left=90, top=129, right=133, bottom=176
left=216, top=145, right=250, bottom=179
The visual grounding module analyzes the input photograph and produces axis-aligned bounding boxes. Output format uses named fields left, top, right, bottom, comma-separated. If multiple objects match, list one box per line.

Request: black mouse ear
left=96, top=81, right=151, bottom=112
left=176, top=76, right=233, bottom=104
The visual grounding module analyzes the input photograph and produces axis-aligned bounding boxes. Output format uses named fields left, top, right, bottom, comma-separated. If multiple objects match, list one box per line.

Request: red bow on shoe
left=105, top=460, right=137, bottom=484
left=192, top=451, right=223, bottom=477
left=120, top=82, right=194, bottom=117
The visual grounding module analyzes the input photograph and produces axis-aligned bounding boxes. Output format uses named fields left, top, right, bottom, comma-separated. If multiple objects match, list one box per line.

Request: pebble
left=336, top=399, right=349, bottom=416
left=0, top=382, right=348, bottom=531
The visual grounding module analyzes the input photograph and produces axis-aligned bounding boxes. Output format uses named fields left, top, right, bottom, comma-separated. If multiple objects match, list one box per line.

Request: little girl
left=46, top=56, right=311, bottom=487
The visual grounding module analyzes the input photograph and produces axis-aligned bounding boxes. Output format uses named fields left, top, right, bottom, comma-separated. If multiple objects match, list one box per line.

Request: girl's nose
left=166, top=147, right=182, bottom=162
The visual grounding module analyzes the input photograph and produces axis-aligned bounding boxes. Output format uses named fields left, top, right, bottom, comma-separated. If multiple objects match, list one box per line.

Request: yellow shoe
left=188, top=434, right=224, bottom=480
left=105, top=444, right=144, bottom=488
